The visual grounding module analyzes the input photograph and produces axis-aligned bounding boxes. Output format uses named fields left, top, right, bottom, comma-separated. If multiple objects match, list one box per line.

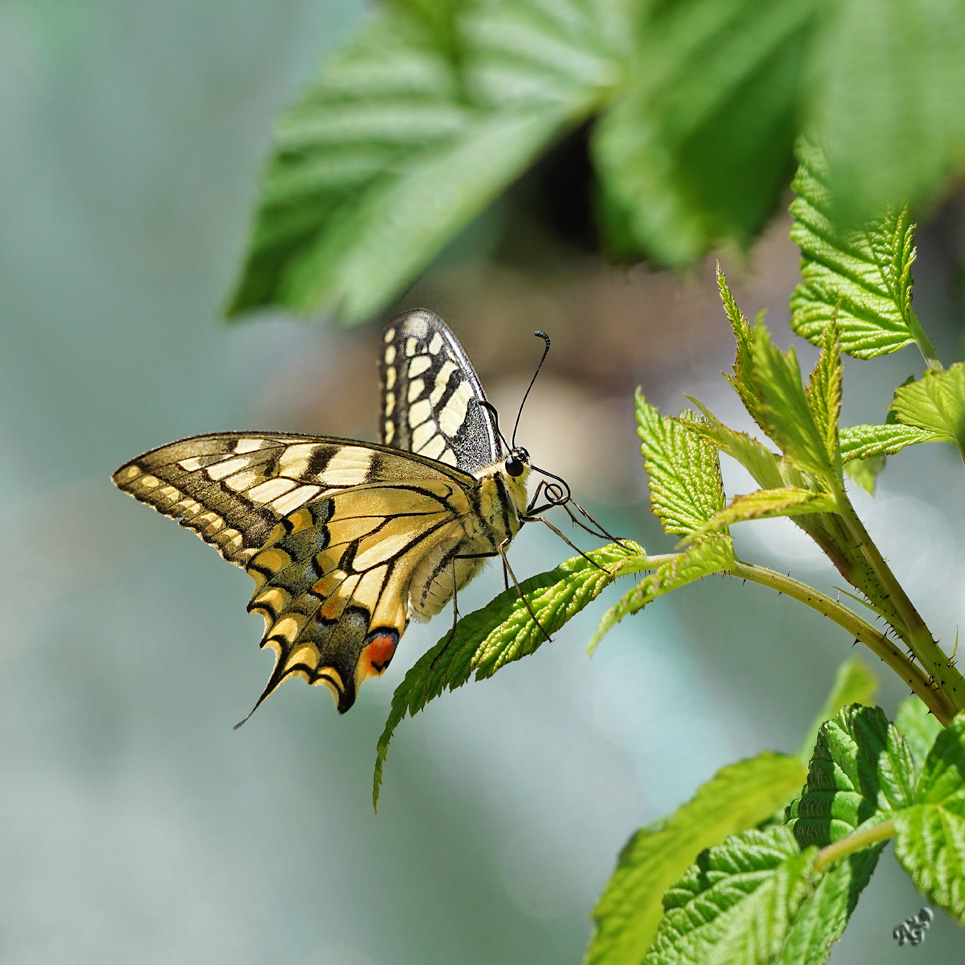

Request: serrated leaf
left=644, top=827, right=818, bottom=965
left=589, top=537, right=734, bottom=651
left=592, top=0, right=815, bottom=265
left=373, top=541, right=638, bottom=807
left=227, top=1, right=628, bottom=322
left=691, top=487, right=838, bottom=541
left=797, top=659, right=878, bottom=765
left=716, top=265, right=758, bottom=418
left=838, top=422, right=942, bottom=461
left=636, top=393, right=725, bottom=537
left=586, top=753, right=807, bottom=965
left=779, top=847, right=882, bottom=965
left=750, top=322, right=835, bottom=476
left=894, top=696, right=944, bottom=770
left=787, top=705, right=916, bottom=848
left=684, top=402, right=786, bottom=492
left=839, top=418, right=942, bottom=495
left=804, top=321, right=842, bottom=472
left=893, top=712, right=965, bottom=924
left=892, top=363, right=965, bottom=447
left=789, top=137, right=919, bottom=359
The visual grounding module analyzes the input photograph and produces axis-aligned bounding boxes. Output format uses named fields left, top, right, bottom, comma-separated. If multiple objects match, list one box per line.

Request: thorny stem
left=829, top=484, right=965, bottom=716
left=729, top=562, right=953, bottom=725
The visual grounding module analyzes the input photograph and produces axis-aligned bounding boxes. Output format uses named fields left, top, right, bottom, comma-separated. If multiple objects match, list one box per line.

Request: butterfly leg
left=521, top=512, right=608, bottom=572
left=428, top=550, right=500, bottom=669
left=496, top=538, right=552, bottom=643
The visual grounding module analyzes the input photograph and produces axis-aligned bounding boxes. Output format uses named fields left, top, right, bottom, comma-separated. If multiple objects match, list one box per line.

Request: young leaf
left=789, top=137, right=919, bottom=359
left=750, top=322, right=835, bottom=476
left=893, top=712, right=965, bottom=925
left=804, top=320, right=842, bottom=472
left=373, top=541, right=638, bottom=807
left=586, top=753, right=807, bottom=965
left=787, top=704, right=916, bottom=848
left=636, top=393, right=725, bottom=537
left=592, top=0, right=814, bottom=265
left=840, top=416, right=942, bottom=495
left=891, top=363, right=965, bottom=448
left=716, top=265, right=769, bottom=436
left=684, top=403, right=786, bottom=492
left=227, top=2, right=628, bottom=322
left=690, top=486, right=838, bottom=541
left=644, top=827, right=818, bottom=965
left=589, top=537, right=734, bottom=650
left=839, top=422, right=943, bottom=462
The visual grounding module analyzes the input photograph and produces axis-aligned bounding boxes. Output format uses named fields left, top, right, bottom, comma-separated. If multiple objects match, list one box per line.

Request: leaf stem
left=813, top=818, right=896, bottom=872
left=730, top=561, right=954, bottom=725
left=906, top=307, right=942, bottom=371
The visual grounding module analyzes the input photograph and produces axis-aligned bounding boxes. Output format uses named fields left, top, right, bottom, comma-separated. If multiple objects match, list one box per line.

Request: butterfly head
left=504, top=446, right=529, bottom=478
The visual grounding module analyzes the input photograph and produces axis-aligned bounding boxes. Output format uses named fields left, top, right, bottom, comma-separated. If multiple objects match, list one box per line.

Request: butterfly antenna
left=512, top=331, right=551, bottom=448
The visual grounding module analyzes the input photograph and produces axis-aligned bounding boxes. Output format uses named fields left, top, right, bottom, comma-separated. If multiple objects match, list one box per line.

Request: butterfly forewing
left=380, top=309, right=501, bottom=472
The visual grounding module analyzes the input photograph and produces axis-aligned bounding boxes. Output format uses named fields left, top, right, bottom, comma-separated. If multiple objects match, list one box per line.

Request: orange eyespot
left=363, top=629, right=399, bottom=675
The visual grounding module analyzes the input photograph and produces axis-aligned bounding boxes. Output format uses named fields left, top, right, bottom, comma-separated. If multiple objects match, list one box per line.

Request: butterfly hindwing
left=380, top=309, right=502, bottom=472
left=244, top=475, right=480, bottom=713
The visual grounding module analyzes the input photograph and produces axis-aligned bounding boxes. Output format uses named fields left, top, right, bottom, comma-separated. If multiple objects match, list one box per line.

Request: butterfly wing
left=380, top=309, right=502, bottom=471
left=245, top=475, right=478, bottom=713
left=114, top=431, right=483, bottom=713
left=112, top=431, right=474, bottom=564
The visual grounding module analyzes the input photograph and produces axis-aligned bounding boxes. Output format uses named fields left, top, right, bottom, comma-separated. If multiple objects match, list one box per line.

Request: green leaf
left=843, top=454, right=886, bottom=497
left=892, top=363, right=965, bottom=447
left=644, top=827, right=818, bottom=965
left=592, top=0, right=815, bottom=265
left=779, top=847, right=882, bottom=965
left=797, top=659, right=878, bottom=765
left=804, top=320, right=842, bottom=473
left=635, top=393, right=725, bottom=537
left=893, top=712, right=965, bottom=924
left=787, top=704, right=916, bottom=848
left=586, top=753, right=807, bottom=965
left=227, top=2, right=628, bottom=322
left=789, top=137, right=919, bottom=359
left=589, top=537, right=734, bottom=651
left=812, top=0, right=965, bottom=222
left=839, top=416, right=943, bottom=495
left=691, top=487, right=838, bottom=541
left=684, top=402, right=786, bottom=492
left=893, top=696, right=943, bottom=771
left=839, top=422, right=943, bottom=462
left=373, top=541, right=638, bottom=807
left=749, top=324, right=835, bottom=476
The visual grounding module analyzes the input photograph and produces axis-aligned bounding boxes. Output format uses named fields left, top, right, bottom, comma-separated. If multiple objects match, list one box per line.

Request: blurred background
left=2, top=1, right=964, bottom=962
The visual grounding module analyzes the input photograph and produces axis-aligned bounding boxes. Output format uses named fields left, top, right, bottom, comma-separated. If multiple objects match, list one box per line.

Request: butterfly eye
left=505, top=448, right=529, bottom=477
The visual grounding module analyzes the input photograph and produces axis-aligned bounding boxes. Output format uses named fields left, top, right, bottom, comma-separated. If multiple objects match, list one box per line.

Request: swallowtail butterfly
left=113, top=311, right=547, bottom=715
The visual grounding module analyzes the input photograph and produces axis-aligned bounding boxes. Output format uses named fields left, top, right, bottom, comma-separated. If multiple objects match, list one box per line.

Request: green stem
left=814, top=819, right=896, bottom=872
left=907, top=307, right=942, bottom=371
left=731, top=561, right=954, bottom=725
left=830, top=489, right=965, bottom=716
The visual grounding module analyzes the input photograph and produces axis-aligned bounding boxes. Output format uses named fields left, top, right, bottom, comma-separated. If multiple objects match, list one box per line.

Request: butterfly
left=113, top=310, right=555, bottom=716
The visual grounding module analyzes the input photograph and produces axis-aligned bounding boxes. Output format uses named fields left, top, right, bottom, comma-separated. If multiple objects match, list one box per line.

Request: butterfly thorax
left=406, top=454, right=530, bottom=621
